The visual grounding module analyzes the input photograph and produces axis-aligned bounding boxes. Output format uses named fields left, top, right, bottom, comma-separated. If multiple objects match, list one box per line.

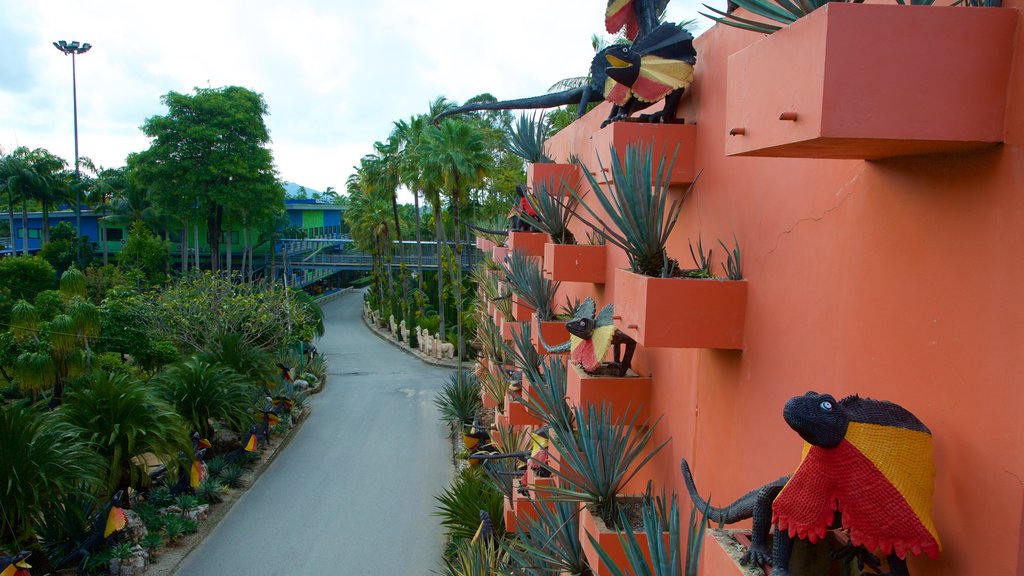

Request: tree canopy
left=128, top=86, right=283, bottom=271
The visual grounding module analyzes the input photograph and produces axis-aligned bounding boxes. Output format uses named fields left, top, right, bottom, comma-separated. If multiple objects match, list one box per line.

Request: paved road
left=176, top=290, right=454, bottom=575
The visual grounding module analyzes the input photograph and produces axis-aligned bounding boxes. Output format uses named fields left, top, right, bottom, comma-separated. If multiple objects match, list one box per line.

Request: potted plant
left=591, top=122, right=697, bottom=187
left=578, top=144, right=748, bottom=349
left=503, top=249, right=561, bottom=323
left=538, top=403, right=669, bottom=574
left=719, top=2, right=1016, bottom=159
left=587, top=490, right=711, bottom=576
left=504, top=500, right=590, bottom=576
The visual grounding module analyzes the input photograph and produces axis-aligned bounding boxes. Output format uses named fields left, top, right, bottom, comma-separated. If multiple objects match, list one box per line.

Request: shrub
left=173, top=493, right=200, bottom=511
left=434, top=467, right=505, bottom=547
left=433, top=371, right=482, bottom=434
left=162, top=514, right=197, bottom=543
left=0, top=256, right=56, bottom=301
left=146, top=486, right=174, bottom=509
left=197, top=479, right=226, bottom=505
left=218, top=464, right=245, bottom=489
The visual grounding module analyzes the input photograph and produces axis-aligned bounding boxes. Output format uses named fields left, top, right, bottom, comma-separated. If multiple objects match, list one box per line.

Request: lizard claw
left=739, top=544, right=771, bottom=567
left=832, top=543, right=882, bottom=572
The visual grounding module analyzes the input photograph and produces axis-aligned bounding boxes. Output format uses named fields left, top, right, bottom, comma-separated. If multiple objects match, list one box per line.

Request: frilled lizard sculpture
left=57, top=491, right=127, bottom=575
left=682, top=392, right=941, bottom=576
left=435, top=0, right=694, bottom=127
left=540, top=298, right=636, bottom=377
left=0, top=552, right=32, bottom=576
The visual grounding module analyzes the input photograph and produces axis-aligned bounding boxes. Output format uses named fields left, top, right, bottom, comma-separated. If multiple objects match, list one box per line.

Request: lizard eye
left=820, top=401, right=833, bottom=411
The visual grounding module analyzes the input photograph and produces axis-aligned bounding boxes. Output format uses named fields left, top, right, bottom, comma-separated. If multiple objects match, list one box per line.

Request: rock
left=111, top=546, right=149, bottom=576
left=294, top=379, right=310, bottom=390
left=212, top=427, right=240, bottom=454
left=122, top=509, right=147, bottom=545
left=181, top=504, right=209, bottom=523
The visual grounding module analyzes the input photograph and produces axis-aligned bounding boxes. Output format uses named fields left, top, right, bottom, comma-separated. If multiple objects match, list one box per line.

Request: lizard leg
left=619, top=335, right=636, bottom=375
left=883, top=554, right=909, bottom=576
left=771, top=527, right=795, bottom=576
left=741, top=482, right=784, bottom=566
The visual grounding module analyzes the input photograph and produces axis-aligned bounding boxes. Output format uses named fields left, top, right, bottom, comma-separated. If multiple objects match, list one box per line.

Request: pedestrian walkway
left=175, top=290, right=453, bottom=574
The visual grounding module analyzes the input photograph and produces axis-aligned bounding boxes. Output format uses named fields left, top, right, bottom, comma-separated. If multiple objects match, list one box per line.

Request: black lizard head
left=604, top=44, right=641, bottom=86
left=783, top=392, right=849, bottom=449
left=566, top=316, right=596, bottom=339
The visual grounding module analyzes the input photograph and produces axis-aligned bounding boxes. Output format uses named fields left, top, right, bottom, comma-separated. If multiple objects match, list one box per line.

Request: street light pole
left=53, top=39, right=91, bottom=266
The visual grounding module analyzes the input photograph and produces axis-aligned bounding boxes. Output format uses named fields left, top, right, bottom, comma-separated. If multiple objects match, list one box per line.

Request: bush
left=146, top=486, right=174, bottom=509
left=434, top=467, right=505, bottom=551
left=205, top=457, right=227, bottom=479
left=0, top=256, right=56, bottom=301
left=173, top=493, right=200, bottom=510
left=197, top=479, right=226, bottom=505
left=117, top=222, right=169, bottom=284
left=162, top=514, right=197, bottom=543
left=433, top=371, right=482, bottom=433
left=142, top=532, right=164, bottom=556
left=217, top=464, right=245, bottom=489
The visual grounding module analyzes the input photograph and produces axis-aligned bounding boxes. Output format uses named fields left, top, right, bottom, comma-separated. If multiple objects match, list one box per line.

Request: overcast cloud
left=0, top=0, right=721, bottom=195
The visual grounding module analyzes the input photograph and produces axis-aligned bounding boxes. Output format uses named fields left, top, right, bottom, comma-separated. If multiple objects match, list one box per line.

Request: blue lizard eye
left=820, top=401, right=833, bottom=411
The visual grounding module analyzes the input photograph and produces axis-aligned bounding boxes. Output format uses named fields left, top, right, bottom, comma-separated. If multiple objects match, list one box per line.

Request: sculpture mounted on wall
left=681, top=392, right=941, bottom=576
left=434, top=0, right=696, bottom=127
left=540, top=298, right=636, bottom=377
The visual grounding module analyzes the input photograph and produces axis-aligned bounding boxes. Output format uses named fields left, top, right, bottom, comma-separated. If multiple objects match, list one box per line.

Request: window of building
left=106, top=228, right=124, bottom=242
left=27, top=229, right=39, bottom=239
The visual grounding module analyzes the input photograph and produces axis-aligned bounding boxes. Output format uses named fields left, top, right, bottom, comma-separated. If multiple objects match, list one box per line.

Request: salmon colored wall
left=541, top=3, right=1024, bottom=574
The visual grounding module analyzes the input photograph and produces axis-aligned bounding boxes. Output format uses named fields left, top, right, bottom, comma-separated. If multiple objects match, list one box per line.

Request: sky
left=0, top=0, right=723, bottom=198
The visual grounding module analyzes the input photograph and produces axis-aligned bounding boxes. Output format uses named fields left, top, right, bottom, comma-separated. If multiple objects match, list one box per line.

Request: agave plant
left=700, top=0, right=853, bottom=34
left=719, top=236, right=743, bottom=281
left=0, top=402, right=102, bottom=547
left=505, top=501, right=590, bottom=576
left=434, top=370, right=483, bottom=434
left=151, top=357, right=256, bottom=439
left=479, top=368, right=511, bottom=412
left=501, top=322, right=542, bottom=384
left=541, top=403, right=668, bottom=528
left=505, top=112, right=553, bottom=164
left=518, top=178, right=580, bottom=245
left=588, top=491, right=710, bottom=576
left=515, top=356, right=574, bottom=433
left=477, top=319, right=507, bottom=366
left=493, top=283, right=515, bottom=323
left=578, top=144, right=693, bottom=278
left=503, top=249, right=561, bottom=320
left=442, top=537, right=509, bottom=576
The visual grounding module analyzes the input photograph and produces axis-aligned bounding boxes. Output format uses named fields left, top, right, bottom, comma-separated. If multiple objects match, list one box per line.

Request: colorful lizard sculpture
left=682, top=392, right=941, bottom=576
left=0, top=552, right=31, bottom=576
left=540, top=298, right=636, bottom=377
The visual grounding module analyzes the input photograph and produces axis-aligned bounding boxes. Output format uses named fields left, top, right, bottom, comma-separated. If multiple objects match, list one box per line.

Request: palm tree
left=197, top=331, right=277, bottom=385
left=0, top=401, right=102, bottom=549
left=152, top=358, right=255, bottom=441
left=421, top=119, right=492, bottom=363
left=345, top=171, right=394, bottom=309
left=0, top=147, right=43, bottom=256
left=28, top=150, right=70, bottom=246
left=59, top=371, right=191, bottom=498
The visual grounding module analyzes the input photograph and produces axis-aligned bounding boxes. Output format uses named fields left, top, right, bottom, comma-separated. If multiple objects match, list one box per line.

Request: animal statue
left=540, top=298, right=636, bottom=377
left=255, top=396, right=280, bottom=443
left=601, top=22, right=697, bottom=126
left=57, top=491, right=127, bottom=575
left=471, top=511, right=495, bottom=545
left=400, top=320, right=411, bottom=346
left=165, top=432, right=211, bottom=495
left=434, top=334, right=456, bottom=359
left=0, top=552, right=31, bottom=576
left=389, top=314, right=398, bottom=337
left=682, top=392, right=940, bottom=576
left=420, top=329, right=433, bottom=356
left=435, top=0, right=690, bottom=127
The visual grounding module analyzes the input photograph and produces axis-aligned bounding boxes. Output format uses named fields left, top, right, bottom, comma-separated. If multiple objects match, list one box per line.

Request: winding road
left=175, top=290, right=454, bottom=575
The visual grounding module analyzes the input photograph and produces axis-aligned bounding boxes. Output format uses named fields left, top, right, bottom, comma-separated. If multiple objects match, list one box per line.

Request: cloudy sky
left=0, top=0, right=721, bottom=196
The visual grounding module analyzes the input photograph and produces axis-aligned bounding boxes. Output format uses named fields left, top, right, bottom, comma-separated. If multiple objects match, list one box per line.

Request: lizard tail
left=434, top=87, right=592, bottom=123
left=681, top=458, right=759, bottom=525
left=536, top=324, right=571, bottom=354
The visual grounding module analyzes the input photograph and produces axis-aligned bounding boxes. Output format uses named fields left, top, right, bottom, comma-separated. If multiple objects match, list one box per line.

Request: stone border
left=361, top=312, right=462, bottom=368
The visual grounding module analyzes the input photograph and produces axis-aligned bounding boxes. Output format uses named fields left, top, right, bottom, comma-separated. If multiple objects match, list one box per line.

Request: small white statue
left=400, top=320, right=410, bottom=346
left=434, top=332, right=455, bottom=359
left=371, top=310, right=380, bottom=325
left=420, top=330, right=433, bottom=356
left=389, top=314, right=398, bottom=336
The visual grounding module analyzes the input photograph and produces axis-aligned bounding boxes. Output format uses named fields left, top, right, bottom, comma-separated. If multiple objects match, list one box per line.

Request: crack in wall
left=764, top=165, right=867, bottom=257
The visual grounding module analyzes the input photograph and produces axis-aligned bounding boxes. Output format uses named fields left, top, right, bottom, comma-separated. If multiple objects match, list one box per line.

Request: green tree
left=130, top=86, right=283, bottom=272
left=39, top=222, right=93, bottom=272
left=0, top=255, right=56, bottom=301
left=59, top=371, right=191, bottom=498
left=118, top=221, right=170, bottom=283
left=421, top=119, right=491, bottom=361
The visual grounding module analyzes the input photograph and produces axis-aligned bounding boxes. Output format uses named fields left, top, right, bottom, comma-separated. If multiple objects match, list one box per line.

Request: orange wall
left=544, top=4, right=1024, bottom=574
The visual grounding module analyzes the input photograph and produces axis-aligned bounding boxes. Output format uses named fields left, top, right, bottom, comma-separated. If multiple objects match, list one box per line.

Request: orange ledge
left=613, top=268, right=747, bottom=349
left=544, top=243, right=607, bottom=284
left=725, top=4, right=1017, bottom=159
left=567, top=363, right=651, bottom=423
left=500, top=318, right=526, bottom=342
left=532, top=314, right=569, bottom=354
left=579, top=504, right=666, bottom=575
left=504, top=393, right=544, bottom=427
left=527, top=162, right=581, bottom=192
left=507, top=232, right=550, bottom=259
